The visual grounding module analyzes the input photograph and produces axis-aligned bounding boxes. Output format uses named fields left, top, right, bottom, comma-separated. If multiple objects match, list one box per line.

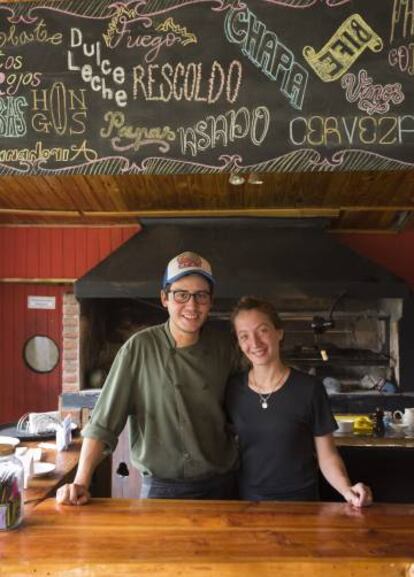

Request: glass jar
left=0, top=444, right=24, bottom=531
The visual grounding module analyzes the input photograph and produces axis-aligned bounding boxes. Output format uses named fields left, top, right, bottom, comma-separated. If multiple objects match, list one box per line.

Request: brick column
left=62, top=293, right=81, bottom=393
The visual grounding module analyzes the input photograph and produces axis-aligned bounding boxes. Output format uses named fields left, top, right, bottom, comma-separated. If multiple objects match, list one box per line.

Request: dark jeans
left=139, top=469, right=237, bottom=500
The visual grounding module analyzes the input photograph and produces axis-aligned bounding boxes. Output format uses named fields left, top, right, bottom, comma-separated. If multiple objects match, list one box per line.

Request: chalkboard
left=0, top=0, right=413, bottom=175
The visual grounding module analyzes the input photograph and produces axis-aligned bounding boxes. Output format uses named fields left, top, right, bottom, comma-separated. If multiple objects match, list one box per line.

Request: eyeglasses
left=167, top=290, right=211, bottom=304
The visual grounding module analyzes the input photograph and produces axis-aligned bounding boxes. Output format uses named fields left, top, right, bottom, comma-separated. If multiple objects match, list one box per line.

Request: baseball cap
left=162, top=251, right=215, bottom=288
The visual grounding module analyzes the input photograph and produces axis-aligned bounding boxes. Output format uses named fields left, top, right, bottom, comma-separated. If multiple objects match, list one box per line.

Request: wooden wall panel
left=0, top=226, right=139, bottom=279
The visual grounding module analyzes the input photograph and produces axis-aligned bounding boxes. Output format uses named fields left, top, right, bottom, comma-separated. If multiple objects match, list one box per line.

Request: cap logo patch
left=177, top=254, right=202, bottom=269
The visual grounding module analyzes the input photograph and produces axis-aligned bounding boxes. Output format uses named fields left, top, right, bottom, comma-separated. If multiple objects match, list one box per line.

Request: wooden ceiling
left=0, top=170, right=413, bottom=231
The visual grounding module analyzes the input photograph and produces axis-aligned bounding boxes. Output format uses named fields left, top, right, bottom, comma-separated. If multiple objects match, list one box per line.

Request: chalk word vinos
left=100, top=111, right=175, bottom=152
left=132, top=60, right=242, bottom=104
left=341, top=69, right=404, bottom=115
left=303, top=14, right=383, bottom=82
left=224, top=7, right=308, bottom=110
left=289, top=115, right=414, bottom=146
left=177, top=105, right=270, bottom=157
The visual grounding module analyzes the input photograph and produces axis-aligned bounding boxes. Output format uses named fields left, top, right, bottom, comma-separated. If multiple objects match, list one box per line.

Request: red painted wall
left=0, top=227, right=139, bottom=423
left=340, top=231, right=414, bottom=289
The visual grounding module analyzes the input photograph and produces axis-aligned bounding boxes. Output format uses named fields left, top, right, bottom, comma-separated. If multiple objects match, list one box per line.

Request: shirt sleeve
left=311, top=380, right=338, bottom=436
left=81, top=339, right=137, bottom=453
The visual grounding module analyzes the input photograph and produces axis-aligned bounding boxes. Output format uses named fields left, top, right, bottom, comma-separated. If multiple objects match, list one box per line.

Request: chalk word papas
left=389, top=44, right=414, bottom=75
left=390, top=0, right=414, bottom=43
left=31, top=82, right=87, bottom=136
left=303, top=14, right=383, bottom=82
left=0, top=139, right=97, bottom=164
left=132, top=60, right=242, bottom=104
left=289, top=115, right=414, bottom=146
left=177, top=105, right=270, bottom=157
left=341, top=69, right=404, bottom=115
left=68, top=28, right=127, bottom=107
left=0, top=95, right=27, bottom=137
left=0, top=19, right=62, bottom=48
left=100, top=111, right=175, bottom=152
left=224, top=7, right=308, bottom=110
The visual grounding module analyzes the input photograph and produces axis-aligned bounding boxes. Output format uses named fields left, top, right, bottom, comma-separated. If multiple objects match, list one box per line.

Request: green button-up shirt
left=82, top=321, right=238, bottom=479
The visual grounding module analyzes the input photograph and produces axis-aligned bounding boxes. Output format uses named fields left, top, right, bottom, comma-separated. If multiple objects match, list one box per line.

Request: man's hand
left=343, top=482, right=373, bottom=507
left=56, top=483, right=90, bottom=506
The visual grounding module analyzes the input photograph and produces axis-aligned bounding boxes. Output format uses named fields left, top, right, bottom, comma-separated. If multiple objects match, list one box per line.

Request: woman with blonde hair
left=226, top=296, right=372, bottom=506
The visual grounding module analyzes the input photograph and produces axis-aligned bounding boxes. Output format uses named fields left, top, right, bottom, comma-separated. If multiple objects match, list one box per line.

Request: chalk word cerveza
left=303, top=14, right=383, bottom=82
left=67, top=28, right=128, bottom=107
left=341, top=69, right=404, bottom=115
left=0, top=95, right=27, bottom=137
left=132, top=60, right=242, bottom=103
left=289, top=115, right=414, bottom=146
left=177, top=105, right=270, bottom=156
left=100, top=111, right=176, bottom=152
left=224, top=7, right=308, bottom=111
left=31, top=83, right=88, bottom=136
left=389, top=44, right=414, bottom=75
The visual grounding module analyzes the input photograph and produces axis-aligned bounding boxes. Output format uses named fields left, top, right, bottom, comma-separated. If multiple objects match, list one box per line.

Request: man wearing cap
left=56, top=252, right=238, bottom=504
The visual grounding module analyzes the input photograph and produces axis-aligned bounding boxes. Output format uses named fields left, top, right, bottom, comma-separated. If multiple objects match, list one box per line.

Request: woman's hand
left=56, top=483, right=90, bottom=506
left=343, top=482, right=373, bottom=507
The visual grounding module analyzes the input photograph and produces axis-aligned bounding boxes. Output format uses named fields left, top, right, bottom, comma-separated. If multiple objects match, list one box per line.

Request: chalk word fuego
left=224, top=7, right=308, bottom=110
left=303, top=14, right=383, bottom=82
left=341, top=69, right=404, bottom=115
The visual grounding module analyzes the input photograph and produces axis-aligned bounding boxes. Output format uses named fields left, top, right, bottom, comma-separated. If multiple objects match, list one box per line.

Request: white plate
left=32, top=462, right=56, bottom=477
left=0, top=435, right=20, bottom=447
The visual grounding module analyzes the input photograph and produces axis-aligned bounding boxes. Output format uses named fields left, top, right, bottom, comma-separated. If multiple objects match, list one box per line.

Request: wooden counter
left=22, top=437, right=81, bottom=511
left=334, top=433, right=414, bottom=448
left=1, top=498, right=413, bottom=577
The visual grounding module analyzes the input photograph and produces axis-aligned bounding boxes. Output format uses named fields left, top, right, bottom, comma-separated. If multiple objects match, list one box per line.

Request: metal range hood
left=74, top=218, right=409, bottom=300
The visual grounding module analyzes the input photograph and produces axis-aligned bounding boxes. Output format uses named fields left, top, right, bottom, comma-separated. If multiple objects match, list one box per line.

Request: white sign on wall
left=27, top=296, right=56, bottom=310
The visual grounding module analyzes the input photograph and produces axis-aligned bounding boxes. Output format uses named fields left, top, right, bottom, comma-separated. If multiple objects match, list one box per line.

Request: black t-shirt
left=225, top=368, right=337, bottom=499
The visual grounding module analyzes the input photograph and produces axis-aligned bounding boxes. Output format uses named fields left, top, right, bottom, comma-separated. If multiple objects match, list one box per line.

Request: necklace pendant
left=261, top=400, right=268, bottom=409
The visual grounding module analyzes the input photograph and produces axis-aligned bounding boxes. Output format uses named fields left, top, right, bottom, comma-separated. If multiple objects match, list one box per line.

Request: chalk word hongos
left=132, top=60, right=242, bottom=104
left=289, top=115, right=414, bottom=146
left=224, top=7, right=308, bottom=111
left=67, top=28, right=128, bottom=107
left=31, top=82, right=88, bottom=136
left=0, top=95, right=27, bottom=137
left=341, top=69, right=404, bottom=116
left=177, top=105, right=270, bottom=157
left=303, top=14, right=383, bottom=82
left=100, top=111, right=175, bottom=152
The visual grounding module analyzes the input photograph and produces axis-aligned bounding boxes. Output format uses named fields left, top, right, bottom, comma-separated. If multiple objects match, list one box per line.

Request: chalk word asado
left=290, top=115, right=414, bottom=146
left=177, top=105, right=270, bottom=156
left=224, top=7, right=308, bottom=110
left=133, top=60, right=242, bottom=103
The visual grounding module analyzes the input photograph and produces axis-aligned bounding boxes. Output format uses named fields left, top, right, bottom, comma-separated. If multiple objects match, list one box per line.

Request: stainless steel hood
left=74, top=218, right=409, bottom=300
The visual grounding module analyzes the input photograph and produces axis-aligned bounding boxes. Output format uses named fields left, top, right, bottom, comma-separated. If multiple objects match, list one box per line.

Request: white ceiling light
left=228, top=173, right=245, bottom=186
